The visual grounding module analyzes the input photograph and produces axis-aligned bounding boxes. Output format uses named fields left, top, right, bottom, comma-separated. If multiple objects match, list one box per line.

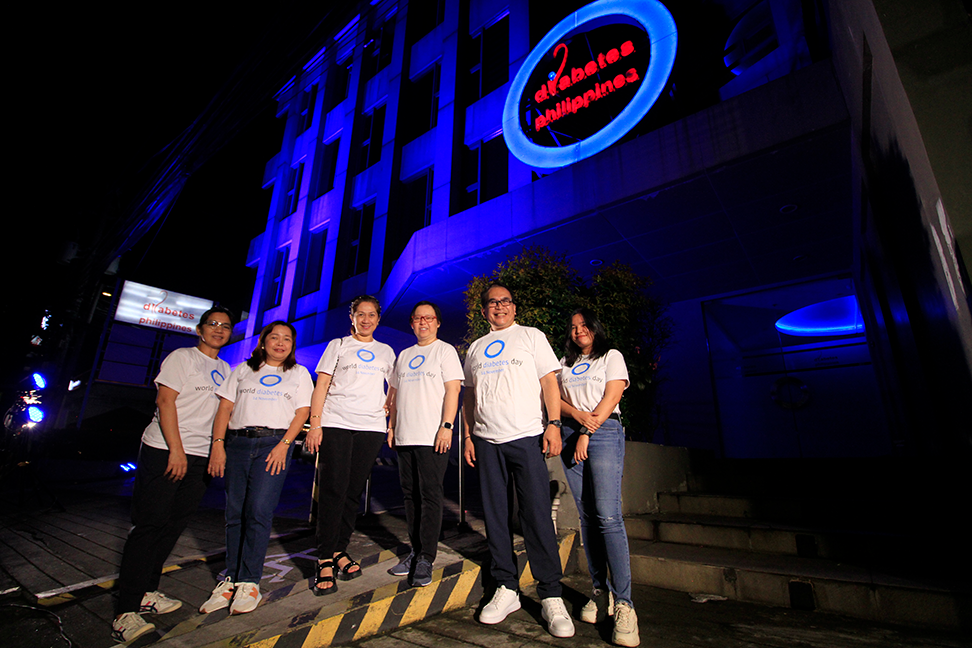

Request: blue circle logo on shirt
left=211, top=369, right=225, bottom=386
left=357, top=349, right=375, bottom=362
left=572, top=363, right=591, bottom=375
left=408, top=355, right=426, bottom=370
left=260, top=375, right=282, bottom=386
left=485, top=340, right=505, bottom=358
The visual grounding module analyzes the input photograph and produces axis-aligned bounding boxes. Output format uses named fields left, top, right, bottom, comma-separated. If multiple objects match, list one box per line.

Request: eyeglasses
left=486, top=298, right=513, bottom=308
left=205, top=320, right=233, bottom=330
left=411, top=315, right=437, bottom=323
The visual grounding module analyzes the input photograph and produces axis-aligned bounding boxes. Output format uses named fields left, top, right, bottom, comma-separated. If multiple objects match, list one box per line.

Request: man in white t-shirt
left=386, top=301, right=463, bottom=587
left=462, top=284, right=575, bottom=638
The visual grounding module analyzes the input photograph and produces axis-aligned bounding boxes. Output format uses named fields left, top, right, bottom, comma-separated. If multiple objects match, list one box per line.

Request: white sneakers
left=111, top=612, right=155, bottom=643
left=479, top=585, right=521, bottom=624
left=229, top=582, right=262, bottom=615
left=199, top=577, right=236, bottom=613
left=479, top=587, right=575, bottom=639
left=612, top=601, right=640, bottom=647
left=199, top=577, right=262, bottom=614
left=580, top=588, right=614, bottom=624
left=139, top=590, right=182, bottom=615
left=540, top=597, right=575, bottom=638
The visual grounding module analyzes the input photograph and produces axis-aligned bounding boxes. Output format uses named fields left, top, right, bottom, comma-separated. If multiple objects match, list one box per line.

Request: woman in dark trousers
left=112, top=306, right=234, bottom=643
left=304, top=295, right=395, bottom=594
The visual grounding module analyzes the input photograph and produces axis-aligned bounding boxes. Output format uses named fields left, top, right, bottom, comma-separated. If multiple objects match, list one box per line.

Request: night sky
left=8, top=7, right=329, bottom=383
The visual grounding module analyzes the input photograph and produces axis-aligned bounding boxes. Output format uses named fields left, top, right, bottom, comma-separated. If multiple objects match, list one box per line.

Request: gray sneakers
left=411, top=557, right=433, bottom=587
left=388, top=550, right=414, bottom=577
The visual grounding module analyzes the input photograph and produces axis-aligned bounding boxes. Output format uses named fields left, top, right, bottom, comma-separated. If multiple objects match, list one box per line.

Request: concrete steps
left=618, top=458, right=971, bottom=629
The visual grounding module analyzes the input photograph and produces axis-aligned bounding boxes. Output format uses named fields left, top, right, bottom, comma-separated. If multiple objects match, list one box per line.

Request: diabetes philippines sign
left=502, top=0, right=677, bottom=169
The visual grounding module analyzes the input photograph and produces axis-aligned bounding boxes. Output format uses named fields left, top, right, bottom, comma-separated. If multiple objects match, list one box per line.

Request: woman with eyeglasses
left=200, top=321, right=313, bottom=616
left=112, top=307, right=235, bottom=643
left=304, top=295, right=395, bottom=595
left=557, top=308, right=639, bottom=647
left=384, top=301, right=463, bottom=587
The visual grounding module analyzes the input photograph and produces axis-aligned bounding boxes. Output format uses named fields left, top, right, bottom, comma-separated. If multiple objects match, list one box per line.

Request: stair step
left=625, top=513, right=909, bottom=563
left=627, top=539, right=970, bottom=629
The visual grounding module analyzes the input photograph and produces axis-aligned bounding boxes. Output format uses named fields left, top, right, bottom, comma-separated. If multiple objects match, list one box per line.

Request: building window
left=331, top=58, right=353, bottom=108
left=300, top=228, right=327, bottom=296
left=299, top=85, right=317, bottom=132
left=286, top=163, right=304, bottom=215
left=315, top=138, right=340, bottom=197
left=463, top=15, right=508, bottom=105
left=361, top=18, right=396, bottom=82
left=358, top=105, right=386, bottom=172
left=405, top=0, right=445, bottom=46
left=400, top=65, right=439, bottom=143
left=456, top=134, right=507, bottom=213
left=341, top=204, right=374, bottom=280
left=265, top=246, right=289, bottom=309
left=385, top=172, right=433, bottom=279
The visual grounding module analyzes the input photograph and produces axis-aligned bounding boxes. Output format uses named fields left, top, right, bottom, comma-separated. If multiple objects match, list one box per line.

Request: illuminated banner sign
left=503, top=0, right=677, bottom=169
left=115, top=280, right=213, bottom=335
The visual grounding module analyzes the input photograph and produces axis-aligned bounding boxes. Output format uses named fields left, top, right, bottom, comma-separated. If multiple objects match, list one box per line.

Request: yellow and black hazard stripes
left=200, top=531, right=577, bottom=648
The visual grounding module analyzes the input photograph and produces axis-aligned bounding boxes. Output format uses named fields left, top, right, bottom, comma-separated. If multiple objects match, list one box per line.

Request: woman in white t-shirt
left=200, top=321, right=313, bottom=616
left=305, top=295, right=395, bottom=595
left=111, top=306, right=233, bottom=643
left=557, top=308, right=639, bottom=647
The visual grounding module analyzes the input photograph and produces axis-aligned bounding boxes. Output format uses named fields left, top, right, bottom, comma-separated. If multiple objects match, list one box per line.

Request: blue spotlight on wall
left=27, top=406, right=45, bottom=423
left=775, top=296, right=865, bottom=337
left=32, top=373, right=47, bottom=389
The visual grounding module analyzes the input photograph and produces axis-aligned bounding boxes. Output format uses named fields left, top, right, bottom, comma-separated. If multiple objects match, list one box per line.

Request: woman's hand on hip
left=265, top=443, right=289, bottom=475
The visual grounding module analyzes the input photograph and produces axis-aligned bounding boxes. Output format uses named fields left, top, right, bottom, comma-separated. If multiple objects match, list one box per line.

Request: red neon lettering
left=532, top=37, right=640, bottom=111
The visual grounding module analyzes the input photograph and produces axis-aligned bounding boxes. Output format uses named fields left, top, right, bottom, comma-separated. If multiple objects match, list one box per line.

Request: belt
left=228, top=427, right=286, bottom=438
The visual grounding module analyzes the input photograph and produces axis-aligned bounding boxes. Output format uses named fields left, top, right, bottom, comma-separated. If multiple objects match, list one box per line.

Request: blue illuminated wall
left=218, top=0, right=971, bottom=457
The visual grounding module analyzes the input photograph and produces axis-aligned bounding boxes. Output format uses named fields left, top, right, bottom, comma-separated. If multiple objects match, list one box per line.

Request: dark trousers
left=474, top=435, right=563, bottom=599
left=397, top=446, right=449, bottom=561
left=116, top=444, right=210, bottom=615
left=315, top=427, right=385, bottom=557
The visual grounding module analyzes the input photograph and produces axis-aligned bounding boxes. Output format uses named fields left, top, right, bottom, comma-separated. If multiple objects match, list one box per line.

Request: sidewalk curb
left=162, top=532, right=577, bottom=648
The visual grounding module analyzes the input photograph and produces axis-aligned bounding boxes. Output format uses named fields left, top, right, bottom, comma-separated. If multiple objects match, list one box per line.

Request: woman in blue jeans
left=558, top=308, right=639, bottom=647
left=202, top=321, right=313, bottom=615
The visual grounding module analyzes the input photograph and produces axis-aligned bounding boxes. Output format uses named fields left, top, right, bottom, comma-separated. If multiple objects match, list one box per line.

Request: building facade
left=222, top=0, right=972, bottom=458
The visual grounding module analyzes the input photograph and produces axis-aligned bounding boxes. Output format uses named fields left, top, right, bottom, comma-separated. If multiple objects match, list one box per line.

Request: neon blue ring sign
left=503, top=0, right=677, bottom=169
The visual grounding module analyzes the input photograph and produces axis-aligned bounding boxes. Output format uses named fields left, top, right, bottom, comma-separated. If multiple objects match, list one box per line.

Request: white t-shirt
left=463, top=323, right=561, bottom=444
left=142, top=346, right=231, bottom=458
left=316, top=336, right=396, bottom=432
left=217, top=362, right=314, bottom=430
left=390, top=339, right=464, bottom=446
left=558, top=349, right=629, bottom=415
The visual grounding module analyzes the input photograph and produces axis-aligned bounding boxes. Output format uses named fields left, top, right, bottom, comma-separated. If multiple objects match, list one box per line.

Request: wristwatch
left=580, top=429, right=594, bottom=437
left=441, top=421, right=453, bottom=429
left=548, top=419, right=562, bottom=428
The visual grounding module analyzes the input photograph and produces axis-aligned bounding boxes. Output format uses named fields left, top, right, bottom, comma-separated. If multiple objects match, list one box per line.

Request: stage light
left=32, top=373, right=47, bottom=389
left=27, top=406, right=45, bottom=423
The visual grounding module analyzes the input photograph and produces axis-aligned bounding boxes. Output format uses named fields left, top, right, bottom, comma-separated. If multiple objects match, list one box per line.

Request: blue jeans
left=224, top=432, right=293, bottom=584
left=561, top=418, right=632, bottom=605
